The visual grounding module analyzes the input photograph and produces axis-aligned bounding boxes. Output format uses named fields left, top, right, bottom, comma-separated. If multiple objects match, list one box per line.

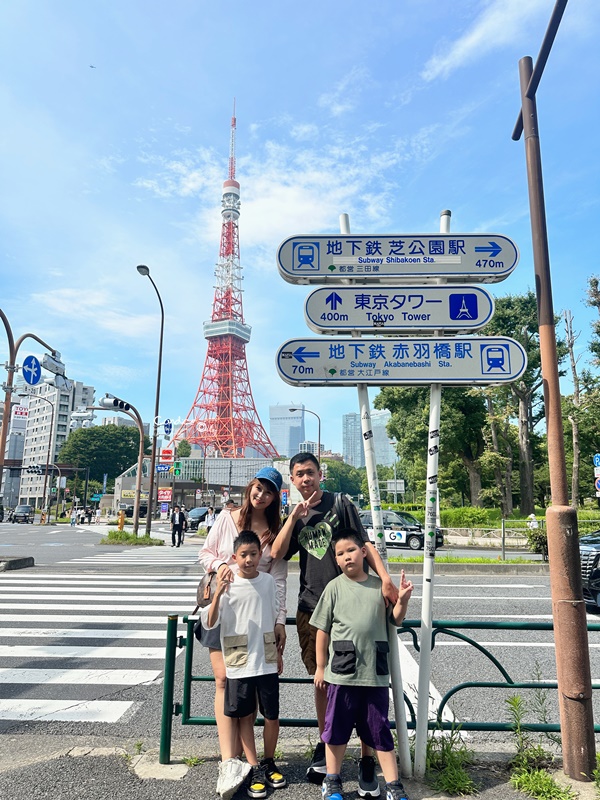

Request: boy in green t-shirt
left=310, top=528, right=413, bottom=800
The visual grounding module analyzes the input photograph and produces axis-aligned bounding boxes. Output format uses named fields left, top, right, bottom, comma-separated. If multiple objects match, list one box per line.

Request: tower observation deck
left=173, top=109, right=278, bottom=459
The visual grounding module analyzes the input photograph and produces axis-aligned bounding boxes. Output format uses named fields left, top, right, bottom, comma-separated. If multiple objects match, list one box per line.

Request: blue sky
left=1, top=0, right=599, bottom=454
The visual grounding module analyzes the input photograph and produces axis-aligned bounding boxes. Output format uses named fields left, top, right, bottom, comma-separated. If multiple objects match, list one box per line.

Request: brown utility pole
left=513, top=0, right=595, bottom=779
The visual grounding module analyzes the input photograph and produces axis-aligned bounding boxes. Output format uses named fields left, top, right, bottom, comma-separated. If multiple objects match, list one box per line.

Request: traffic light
left=26, top=464, right=43, bottom=475
left=173, top=461, right=182, bottom=477
left=98, top=394, right=130, bottom=411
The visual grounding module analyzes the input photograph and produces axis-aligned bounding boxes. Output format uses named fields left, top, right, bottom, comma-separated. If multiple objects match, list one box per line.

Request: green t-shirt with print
left=309, top=573, right=390, bottom=687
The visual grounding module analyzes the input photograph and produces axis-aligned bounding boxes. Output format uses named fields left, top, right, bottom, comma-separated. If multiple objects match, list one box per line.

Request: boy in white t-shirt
left=202, top=531, right=285, bottom=800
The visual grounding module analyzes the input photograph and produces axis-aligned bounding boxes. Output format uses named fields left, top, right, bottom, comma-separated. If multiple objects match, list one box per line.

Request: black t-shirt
left=285, top=491, right=369, bottom=613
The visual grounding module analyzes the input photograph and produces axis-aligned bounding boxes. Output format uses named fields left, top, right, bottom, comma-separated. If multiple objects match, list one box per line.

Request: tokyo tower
left=174, top=108, right=278, bottom=458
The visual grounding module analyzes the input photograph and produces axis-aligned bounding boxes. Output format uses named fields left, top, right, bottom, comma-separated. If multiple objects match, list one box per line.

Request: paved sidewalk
left=2, top=734, right=597, bottom=800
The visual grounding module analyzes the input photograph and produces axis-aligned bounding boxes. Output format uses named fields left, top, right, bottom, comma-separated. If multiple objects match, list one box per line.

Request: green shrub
left=440, top=507, right=489, bottom=527
left=100, top=530, right=164, bottom=546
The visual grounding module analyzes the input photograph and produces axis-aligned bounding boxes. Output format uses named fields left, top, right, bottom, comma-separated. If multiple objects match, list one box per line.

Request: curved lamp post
left=88, top=396, right=146, bottom=536
left=289, top=407, right=321, bottom=460
left=0, top=308, right=64, bottom=498
left=137, top=266, right=164, bottom=535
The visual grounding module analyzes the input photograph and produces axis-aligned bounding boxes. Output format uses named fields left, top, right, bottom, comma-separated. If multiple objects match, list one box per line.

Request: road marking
left=0, top=603, right=192, bottom=611
left=0, top=645, right=170, bottom=659
left=404, top=641, right=600, bottom=648
left=0, top=573, right=199, bottom=580
left=395, top=639, right=455, bottom=725
left=0, top=668, right=161, bottom=685
left=0, top=586, right=199, bottom=595
left=0, top=614, right=183, bottom=624
left=0, top=628, right=168, bottom=639
left=0, top=593, right=193, bottom=602
left=0, top=699, right=133, bottom=722
left=0, top=578, right=198, bottom=586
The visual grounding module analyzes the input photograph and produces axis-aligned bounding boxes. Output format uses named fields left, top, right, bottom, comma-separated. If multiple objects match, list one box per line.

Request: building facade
left=371, top=409, right=396, bottom=467
left=342, top=412, right=365, bottom=468
left=269, top=404, right=305, bottom=459
left=19, top=381, right=95, bottom=507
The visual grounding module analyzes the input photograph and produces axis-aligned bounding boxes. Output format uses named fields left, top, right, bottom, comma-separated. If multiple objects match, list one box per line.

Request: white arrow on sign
left=276, top=336, right=527, bottom=386
left=277, top=233, right=519, bottom=285
left=305, top=285, right=495, bottom=334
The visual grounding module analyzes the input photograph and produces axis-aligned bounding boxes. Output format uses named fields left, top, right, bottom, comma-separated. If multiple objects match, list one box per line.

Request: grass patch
left=388, top=554, right=538, bottom=564
left=425, top=726, right=478, bottom=796
left=99, top=530, right=164, bottom=546
left=509, top=769, right=576, bottom=799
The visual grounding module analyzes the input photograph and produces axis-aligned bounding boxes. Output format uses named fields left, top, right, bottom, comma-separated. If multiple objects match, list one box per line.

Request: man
left=271, top=452, right=398, bottom=795
left=170, top=505, right=187, bottom=548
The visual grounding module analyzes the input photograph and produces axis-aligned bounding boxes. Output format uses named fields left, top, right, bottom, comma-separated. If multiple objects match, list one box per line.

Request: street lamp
left=90, top=395, right=146, bottom=536
left=289, top=407, right=321, bottom=460
left=0, top=308, right=64, bottom=498
left=136, top=265, right=164, bottom=535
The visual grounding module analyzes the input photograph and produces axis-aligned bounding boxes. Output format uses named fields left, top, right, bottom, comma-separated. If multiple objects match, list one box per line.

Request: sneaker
left=307, top=740, right=327, bottom=784
left=247, top=764, right=267, bottom=799
left=385, top=779, right=409, bottom=800
left=321, top=773, right=344, bottom=800
left=261, top=757, right=287, bottom=788
left=358, top=755, right=380, bottom=798
left=218, top=757, right=251, bottom=800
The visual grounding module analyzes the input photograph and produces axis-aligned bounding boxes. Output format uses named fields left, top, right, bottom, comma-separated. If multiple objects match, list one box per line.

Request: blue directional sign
left=277, top=234, right=519, bottom=285
left=22, top=355, right=42, bottom=386
left=156, top=463, right=171, bottom=473
left=276, top=336, right=527, bottom=386
left=164, top=418, right=173, bottom=437
left=305, top=285, right=495, bottom=334
left=593, top=454, right=600, bottom=468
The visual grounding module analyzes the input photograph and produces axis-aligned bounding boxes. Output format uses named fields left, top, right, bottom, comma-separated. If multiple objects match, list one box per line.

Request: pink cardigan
left=198, top=510, right=288, bottom=626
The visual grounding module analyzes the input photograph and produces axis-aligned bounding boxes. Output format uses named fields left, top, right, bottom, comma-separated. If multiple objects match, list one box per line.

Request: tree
left=57, top=425, right=151, bottom=483
left=321, top=459, right=362, bottom=496
left=177, top=439, right=191, bottom=458
left=375, top=386, right=487, bottom=506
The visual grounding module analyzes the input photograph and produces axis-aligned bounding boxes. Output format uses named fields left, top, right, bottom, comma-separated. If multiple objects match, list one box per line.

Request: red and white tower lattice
left=174, top=110, right=278, bottom=458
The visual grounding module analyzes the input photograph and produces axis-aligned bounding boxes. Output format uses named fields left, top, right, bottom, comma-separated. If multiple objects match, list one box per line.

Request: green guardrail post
left=159, top=614, right=179, bottom=764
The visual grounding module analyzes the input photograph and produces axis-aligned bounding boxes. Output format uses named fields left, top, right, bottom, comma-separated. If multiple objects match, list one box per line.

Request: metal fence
left=158, top=614, right=600, bottom=765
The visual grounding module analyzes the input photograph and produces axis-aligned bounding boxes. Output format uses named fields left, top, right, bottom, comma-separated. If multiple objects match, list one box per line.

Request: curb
left=0, top=555, right=35, bottom=571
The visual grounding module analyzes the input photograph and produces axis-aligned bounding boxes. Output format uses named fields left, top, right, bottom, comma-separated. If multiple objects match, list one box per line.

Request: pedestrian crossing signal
left=174, top=461, right=182, bottom=476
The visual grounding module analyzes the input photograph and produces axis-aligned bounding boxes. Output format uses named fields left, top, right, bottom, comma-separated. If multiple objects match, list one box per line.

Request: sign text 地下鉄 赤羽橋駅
left=276, top=336, right=527, bottom=387
left=277, top=234, right=519, bottom=285
left=304, top=285, right=495, bottom=334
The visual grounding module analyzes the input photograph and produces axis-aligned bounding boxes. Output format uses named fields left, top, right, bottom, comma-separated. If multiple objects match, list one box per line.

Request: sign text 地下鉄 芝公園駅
left=276, top=336, right=527, bottom=387
left=277, top=234, right=518, bottom=284
left=304, top=285, right=495, bottom=334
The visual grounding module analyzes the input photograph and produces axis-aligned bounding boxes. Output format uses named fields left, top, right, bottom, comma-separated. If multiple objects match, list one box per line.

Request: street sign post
left=160, top=448, right=174, bottom=463
left=276, top=336, right=527, bottom=386
left=278, top=233, right=519, bottom=284
left=156, top=463, right=171, bottom=473
left=22, top=355, right=42, bottom=386
left=164, top=419, right=173, bottom=437
left=305, top=285, right=495, bottom=334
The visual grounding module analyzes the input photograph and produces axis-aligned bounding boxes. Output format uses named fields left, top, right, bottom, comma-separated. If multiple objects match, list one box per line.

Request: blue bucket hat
left=254, top=467, right=283, bottom=493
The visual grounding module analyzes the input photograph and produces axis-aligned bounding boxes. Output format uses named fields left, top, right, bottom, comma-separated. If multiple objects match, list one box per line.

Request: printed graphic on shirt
left=297, top=506, right=340, bottom=560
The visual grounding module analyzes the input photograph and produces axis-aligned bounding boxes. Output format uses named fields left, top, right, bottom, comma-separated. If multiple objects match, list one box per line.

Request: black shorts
left=224, top=672, right=279, bottom=720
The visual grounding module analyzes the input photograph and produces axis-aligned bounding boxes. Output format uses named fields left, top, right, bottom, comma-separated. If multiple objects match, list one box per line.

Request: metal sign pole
left=340, top=212, right=412, bottom=779
left=414, top=209, right=451, bottom=777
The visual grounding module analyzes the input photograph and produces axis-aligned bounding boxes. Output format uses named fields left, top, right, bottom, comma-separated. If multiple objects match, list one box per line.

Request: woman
left=197, top=467, right=288, bottom=767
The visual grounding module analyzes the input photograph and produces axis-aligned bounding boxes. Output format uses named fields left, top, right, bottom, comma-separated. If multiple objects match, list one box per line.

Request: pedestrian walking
left=170, top=505, right=187, bottom=547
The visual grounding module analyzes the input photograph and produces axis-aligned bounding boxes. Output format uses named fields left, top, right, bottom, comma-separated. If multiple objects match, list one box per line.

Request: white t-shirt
left=201, top=571, right=279, bottom=679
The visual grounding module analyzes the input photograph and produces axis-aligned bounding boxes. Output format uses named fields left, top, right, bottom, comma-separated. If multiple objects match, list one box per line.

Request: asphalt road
left=0, top=525, right=597, bottom=800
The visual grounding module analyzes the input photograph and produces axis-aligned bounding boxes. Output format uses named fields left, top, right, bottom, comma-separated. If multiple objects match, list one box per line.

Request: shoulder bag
left=192, top=570, right=218, bottom=615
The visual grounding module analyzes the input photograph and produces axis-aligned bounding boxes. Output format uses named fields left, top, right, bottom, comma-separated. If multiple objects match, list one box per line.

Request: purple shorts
left=322, top=684, right=394, bottom=752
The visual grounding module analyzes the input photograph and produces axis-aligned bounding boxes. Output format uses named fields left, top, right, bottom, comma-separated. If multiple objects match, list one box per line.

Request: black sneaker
left=358, top=755, right=380, bottom=797
left=385, top=779, right=409, bottom=800
left=307, top=740, right=327, bottom=784
left=260, top=757, right=287, bottom=789
left=246, top=764, right=267, bottom=799
left=321, top=773, right=344, bottom=800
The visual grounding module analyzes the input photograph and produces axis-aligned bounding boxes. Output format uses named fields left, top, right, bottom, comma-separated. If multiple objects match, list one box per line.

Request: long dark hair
left=237, top=479, right=281, bottom=545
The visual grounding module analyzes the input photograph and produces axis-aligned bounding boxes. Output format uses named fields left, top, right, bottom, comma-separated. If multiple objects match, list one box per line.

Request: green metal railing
left=159, top=614, right=600, bottom=764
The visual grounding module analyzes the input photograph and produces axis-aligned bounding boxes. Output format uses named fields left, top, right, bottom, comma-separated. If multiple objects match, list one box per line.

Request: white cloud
left=318, top=66, right=371, bottom=116
left=421, top=0, right=549, bottom=82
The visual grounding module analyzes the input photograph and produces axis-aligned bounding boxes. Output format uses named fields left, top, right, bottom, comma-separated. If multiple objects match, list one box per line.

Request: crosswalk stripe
left=0, top=593, right=193, bottom=602
left=0, top=586, right=198, bottom=595
left=0, top=645, right=169, bottom=659
left=0, top=573, right=200, bottom=581
left=0, top=668, right=161, bottom=685
left=0, top=604, right=193, bottom=611
left=0, top=699, right=134, bottom=722
left=0, top=579, right=199, bottom=586
left=0, top=614, right=182, bottom=624
left=0, top=628, right=167, bottom=639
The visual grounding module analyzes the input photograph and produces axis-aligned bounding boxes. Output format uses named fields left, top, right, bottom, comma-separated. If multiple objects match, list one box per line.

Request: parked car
left=188, top=506, right=209, bottom=531
left=359, top=510, right=444, bottom=551
left=12, top=504, right=34, bottom=524
left=579, top=531, right=600, bottom=607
